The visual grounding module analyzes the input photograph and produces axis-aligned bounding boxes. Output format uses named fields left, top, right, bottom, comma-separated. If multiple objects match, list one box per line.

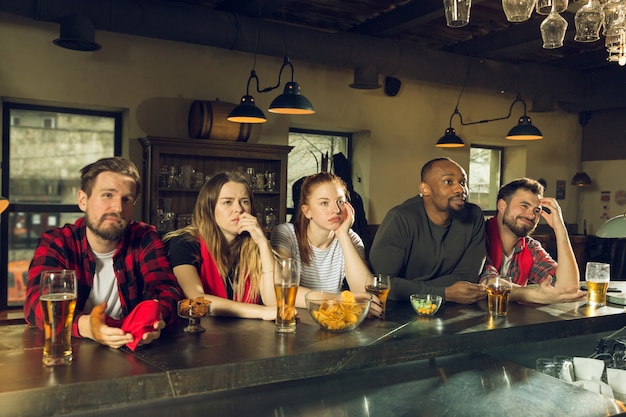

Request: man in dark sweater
left=369, top=157, right=486, bottom=304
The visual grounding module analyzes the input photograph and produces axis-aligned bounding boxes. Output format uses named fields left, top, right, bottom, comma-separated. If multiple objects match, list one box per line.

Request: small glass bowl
left=410, top=294, right=443, bottom=316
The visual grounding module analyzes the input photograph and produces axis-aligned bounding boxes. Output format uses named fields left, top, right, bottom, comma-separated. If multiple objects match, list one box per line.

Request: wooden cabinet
left=138, top=136, right=291, bottom=233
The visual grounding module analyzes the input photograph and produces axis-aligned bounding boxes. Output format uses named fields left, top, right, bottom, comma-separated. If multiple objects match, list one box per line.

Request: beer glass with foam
left=485, top=275, right=513, bottom=317
left=586, top=262, right=610, bottom=307
left=40, top=270, right=77, bottom=366
left=274, top=258, right=300, bottom=333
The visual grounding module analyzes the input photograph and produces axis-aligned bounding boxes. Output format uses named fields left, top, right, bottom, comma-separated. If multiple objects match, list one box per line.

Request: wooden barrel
left=188, top=100, right=252, bottom=142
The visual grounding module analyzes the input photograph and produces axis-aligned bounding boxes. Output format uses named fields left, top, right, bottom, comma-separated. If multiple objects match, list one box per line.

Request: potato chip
left=340, top=290, right=356, bottom=303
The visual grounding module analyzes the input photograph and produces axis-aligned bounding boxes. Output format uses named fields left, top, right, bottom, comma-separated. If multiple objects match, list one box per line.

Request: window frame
left=0, top=101, right=122, bottom=311
left=469, top=144, right=503, bottom=216
left=287, top=127, right=353, bottom=217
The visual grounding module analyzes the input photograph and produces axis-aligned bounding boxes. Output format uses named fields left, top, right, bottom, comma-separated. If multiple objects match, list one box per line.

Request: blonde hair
left=165, top=171, right=261, bottom=302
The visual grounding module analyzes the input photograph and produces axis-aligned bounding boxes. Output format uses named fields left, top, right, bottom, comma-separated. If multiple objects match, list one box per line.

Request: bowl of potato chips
left=305, top=290, right=372, bottom=332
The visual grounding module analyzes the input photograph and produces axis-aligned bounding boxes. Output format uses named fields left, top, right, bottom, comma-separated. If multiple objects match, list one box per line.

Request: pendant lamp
left=227, top=70, right=267, bottom=124
left=571, top=172, right=592, bottom=186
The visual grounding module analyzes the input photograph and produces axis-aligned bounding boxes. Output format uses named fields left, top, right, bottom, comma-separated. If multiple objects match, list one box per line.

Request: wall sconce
left=436, top=94, right=543, bottom=147
left=571, top=172, right=592, bottom=186
left=228, top=57, right=315, bottom=124
left=0, top=197, right=8, bottom=213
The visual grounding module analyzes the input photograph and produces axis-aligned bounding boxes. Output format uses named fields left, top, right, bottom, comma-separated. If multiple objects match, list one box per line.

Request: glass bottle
left=264, top=206, right=276, bottom=231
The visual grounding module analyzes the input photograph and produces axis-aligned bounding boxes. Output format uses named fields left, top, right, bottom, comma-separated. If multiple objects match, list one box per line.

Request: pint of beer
left=585, top=262, right=610, bottom=307
left=484, top=275, right=513, bottom=317
left=40, top=270, right=77, bottom=366
left=274, top=258, right=300, bottom=333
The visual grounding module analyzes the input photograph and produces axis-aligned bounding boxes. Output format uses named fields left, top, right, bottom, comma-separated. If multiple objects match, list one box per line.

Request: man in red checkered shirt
left=24, top=157, right=182, bottom=349
left=480, top=178, right=585, bottom=304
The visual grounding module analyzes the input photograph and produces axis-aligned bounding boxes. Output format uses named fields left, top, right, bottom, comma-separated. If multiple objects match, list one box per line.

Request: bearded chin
left=504, top=217, right=536, bottom=238
left=86, top=217, right=126, bottom=241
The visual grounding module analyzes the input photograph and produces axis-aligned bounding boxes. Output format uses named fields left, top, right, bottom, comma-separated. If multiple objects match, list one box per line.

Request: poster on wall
left=601, top=190, right=611, bottom=220
left=556, top=180, right=565, bottom=200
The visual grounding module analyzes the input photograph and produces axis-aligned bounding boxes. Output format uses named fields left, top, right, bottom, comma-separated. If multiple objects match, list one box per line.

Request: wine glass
left=177, top=299, right=210, bottom=333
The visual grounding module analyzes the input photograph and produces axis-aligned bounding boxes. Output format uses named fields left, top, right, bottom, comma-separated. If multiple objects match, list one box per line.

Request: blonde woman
left=164, top=171, right=276, bottom=320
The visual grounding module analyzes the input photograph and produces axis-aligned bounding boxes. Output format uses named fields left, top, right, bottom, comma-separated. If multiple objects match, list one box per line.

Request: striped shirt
left=270, top=223, right=365, bottom=292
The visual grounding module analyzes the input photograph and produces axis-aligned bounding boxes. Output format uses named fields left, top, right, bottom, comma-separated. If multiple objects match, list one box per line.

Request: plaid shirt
left=24, top=217, right=182, bottom=338
left=481, top=235, right=557, bottom=286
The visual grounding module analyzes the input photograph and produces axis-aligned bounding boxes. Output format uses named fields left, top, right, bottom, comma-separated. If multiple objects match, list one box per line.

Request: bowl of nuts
left=409, top=294, right=442, bottom=317
left=177, top=297, right=211, bottom=333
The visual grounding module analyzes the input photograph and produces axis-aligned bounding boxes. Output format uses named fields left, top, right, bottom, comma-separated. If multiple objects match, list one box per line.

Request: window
left=287, top=128, right=350, bottom=218
left=1, top=102, right=122, bottom=309
left=468, top=145, right=502, bottom=213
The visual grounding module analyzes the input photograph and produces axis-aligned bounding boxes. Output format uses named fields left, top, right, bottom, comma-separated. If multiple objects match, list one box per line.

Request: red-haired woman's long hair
left=293, top=172, right=348, bottom=265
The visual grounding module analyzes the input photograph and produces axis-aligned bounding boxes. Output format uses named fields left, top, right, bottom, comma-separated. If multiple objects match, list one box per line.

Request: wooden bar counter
left=2, top=287, right=626, bottom=416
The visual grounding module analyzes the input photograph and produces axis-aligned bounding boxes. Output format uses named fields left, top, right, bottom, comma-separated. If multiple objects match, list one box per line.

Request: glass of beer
left=39, top=270, right=77, bottom=366
left=586, top=261, right=611, bottom=307
left=484, top=275, right=512, bottom=317
left=365, top=273, right=391, bottom=317
left=274, top=258, right=300, bottom=333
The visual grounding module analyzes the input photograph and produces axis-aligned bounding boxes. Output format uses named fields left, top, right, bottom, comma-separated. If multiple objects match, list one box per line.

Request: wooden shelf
left=138, top=136, right=292, bottom=232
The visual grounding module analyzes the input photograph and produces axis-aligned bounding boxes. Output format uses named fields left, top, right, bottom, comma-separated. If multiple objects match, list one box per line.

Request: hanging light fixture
left=505, top=95, right=543, bottom=139
left=571, top=172, right=592, bottom=186
left=436, top=109, right=465, bottom=148
left=227, top=70, right=268, bottom=123
left=435, top=62, right=542, bottom=147
left=436, top=93, right=543, bottom=146
left=228, top=2, right=314, bottom=123
left=53, top=15, right=101, bottom=51
left=268, top=57, right=314, bottom=114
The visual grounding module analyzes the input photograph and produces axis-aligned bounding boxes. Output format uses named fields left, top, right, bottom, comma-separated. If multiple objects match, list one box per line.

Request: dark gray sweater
left=369, top=195, right=486, bottom=301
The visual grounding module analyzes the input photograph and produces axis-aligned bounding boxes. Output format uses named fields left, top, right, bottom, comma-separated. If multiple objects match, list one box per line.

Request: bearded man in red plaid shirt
left=480, top=178, right=585, bottom=304
left=24, top=157, right=182, bottom=349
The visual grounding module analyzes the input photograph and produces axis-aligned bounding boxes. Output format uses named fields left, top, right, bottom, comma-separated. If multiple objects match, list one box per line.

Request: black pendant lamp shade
left=228, top=93, right=267, bottom=124
left=53, top=15, right=101, bottom=51
left=506, top=115, right=543, bottom=140
left=268, top=81, right=315, bottom=114
left=571, top=171, right=592, bottom=187
left=436, top=127, right=465, bottom=148
left=227, top=70, right=268, bottom=124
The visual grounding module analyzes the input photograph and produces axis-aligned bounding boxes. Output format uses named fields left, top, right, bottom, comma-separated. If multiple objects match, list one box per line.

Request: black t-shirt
left=167, top=234, right=234, bottom=300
